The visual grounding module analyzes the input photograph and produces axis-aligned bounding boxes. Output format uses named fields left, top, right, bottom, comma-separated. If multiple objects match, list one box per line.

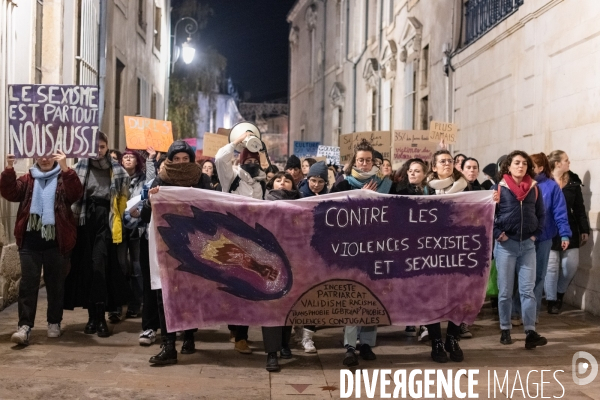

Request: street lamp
left=171, top=17, right=199, bottom=70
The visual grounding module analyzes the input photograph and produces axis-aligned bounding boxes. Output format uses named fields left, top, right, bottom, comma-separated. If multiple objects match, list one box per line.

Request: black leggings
left=426, top=321, right=460, bottom=340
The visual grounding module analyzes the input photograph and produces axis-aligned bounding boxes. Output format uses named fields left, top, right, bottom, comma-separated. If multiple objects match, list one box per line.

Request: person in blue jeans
left=493, top=150, right=548, bottom=349
left=512, top=153, right=571, bottom=321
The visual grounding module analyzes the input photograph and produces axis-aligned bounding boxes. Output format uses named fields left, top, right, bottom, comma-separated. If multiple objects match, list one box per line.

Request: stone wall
left=0, top=222, right=21, bottom=311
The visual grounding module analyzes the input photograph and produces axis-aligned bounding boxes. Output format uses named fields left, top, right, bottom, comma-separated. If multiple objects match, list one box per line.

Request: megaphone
left=228, top=121, right=263, bottom=153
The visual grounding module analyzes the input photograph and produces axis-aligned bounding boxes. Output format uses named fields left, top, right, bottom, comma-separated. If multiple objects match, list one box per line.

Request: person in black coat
left=392, top=158, right=430, bottom=195
left=462, top=157, right=483, bottom=191
left=140, top=140, right=213, bottom=365
left=544, top=151, right=590, bottom=312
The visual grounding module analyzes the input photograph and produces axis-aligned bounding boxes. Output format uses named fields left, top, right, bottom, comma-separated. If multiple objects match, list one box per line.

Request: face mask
left=241, top=163, right=260, bottom=177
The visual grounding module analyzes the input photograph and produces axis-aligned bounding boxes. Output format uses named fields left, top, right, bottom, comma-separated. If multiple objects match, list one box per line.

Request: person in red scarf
left=493, top=150, right=546, bottom=350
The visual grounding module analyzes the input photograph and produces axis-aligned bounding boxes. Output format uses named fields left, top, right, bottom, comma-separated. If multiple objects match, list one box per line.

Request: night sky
left=199, top=0, right=297, bottom=101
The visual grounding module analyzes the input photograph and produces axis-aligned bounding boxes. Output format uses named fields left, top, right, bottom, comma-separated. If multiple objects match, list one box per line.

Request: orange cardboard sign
left=124, top=116, right=174, bottom=152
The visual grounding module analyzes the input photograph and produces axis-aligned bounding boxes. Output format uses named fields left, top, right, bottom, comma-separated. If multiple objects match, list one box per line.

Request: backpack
left=229, top=175, right=266, bottom=199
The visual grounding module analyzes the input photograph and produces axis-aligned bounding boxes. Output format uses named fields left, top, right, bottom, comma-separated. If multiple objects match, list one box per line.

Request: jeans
left=495, top=238, right=537, bottom=331
left=545, top=249, right=579, bottom=300
left=343, top=326, right=377, bottom=348
left=513, top=239, right=553, bottom=319
left=18, top=246, right=66, bottom=328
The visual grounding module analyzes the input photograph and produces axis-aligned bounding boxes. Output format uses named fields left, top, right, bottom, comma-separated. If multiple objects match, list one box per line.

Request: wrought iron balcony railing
left=465, top=0, right=524, bottom=45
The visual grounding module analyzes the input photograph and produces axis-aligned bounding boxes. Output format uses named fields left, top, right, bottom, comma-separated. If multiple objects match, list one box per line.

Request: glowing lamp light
left=181, top=40, right=196, bottom=64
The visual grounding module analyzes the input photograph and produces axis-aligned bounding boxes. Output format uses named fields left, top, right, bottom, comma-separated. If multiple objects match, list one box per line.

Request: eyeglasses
left=437, top=159, right=454, bottom=165
left=356, top=158, right=373, bottom=164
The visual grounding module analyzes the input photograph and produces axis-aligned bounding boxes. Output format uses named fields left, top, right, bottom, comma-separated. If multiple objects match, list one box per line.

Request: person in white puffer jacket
left=215, top=131, right=266, bottom=200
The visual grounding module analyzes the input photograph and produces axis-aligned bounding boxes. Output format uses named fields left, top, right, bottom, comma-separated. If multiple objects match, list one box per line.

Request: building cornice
left=287, top=0, right=312, bottom=23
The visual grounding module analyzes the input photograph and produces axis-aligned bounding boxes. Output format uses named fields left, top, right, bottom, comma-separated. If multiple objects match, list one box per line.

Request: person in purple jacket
left=512, top=153, right=571, bottom=323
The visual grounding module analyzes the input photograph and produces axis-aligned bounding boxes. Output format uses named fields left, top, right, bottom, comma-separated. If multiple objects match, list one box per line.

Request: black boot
left=266, top=352, right=280, bottom=372
left=431, top=339, right=448, bottom=363
left=444, top=335, right=464, bottom=362
left=500, top=329, right=513, bottom=345
left=149, top=339, right=178, bottom=365
left=556, top=293, right=565, bottom=310
left=181, top=336, right=196, bottom=354
left=96, top=303, right=110, bottom=338
left=84, top=307, right=97, bottom=334
left=547, top=300, right=559, bottom=314
left=525, top=330, right=547, bottom=350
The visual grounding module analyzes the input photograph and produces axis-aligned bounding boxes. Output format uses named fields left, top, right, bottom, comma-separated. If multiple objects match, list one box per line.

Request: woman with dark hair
left=493, top=150, right=547, bottom=349
left=423, top=150, right=469, bottom=363
left=545, top=150, right=589, bottom=314
left=66, top=132, right=131, bottom=338
left=380, top=159, right=393, bottom=178
left=331, top=139, right=392, bottom=367
left=481, top=163, right=498, bottom=190
left=109, top=149, right=146, bottom=323
left=301, top=157, right=317, bottom=178
left=141, top=140, right=213, bottom=365
left=2, top=151, right=83, bottom=345
left=200, top=159, right=221, bottom=191
left=393, top=158, right=429, bottom=195
left=265, top=165, right=280, bottom=182
left=462, top=157, right=482, bottom=190
left=454, top=153, right=467, bottom=173
left=110, top=149, right=123, bottom=164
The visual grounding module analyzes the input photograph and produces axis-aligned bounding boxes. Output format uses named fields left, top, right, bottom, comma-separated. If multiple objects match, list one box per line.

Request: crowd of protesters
left=0, top=133, right=590, bottom=372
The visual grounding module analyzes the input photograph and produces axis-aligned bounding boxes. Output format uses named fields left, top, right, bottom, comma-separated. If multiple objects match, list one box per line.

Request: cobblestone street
left=0, top=289, right=599, bottom=399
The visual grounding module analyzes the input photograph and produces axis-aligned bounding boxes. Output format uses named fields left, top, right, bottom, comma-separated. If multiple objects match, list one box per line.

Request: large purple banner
left=8, top=84, right=99, bottom=158
left=149, top=189, right=495, bottom=332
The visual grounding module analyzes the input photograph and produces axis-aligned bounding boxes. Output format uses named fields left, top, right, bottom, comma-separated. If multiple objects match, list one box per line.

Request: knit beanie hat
left=167, top=140, right=195, bottom=163
left=285, top=155, right=301, bottom=170
left=482, top=163, right=497, bottom=178
left=373, top=150, right=384, bottom=162
left=307, top=161, right=328, bottom=182
left=239, top=148, right=260, bottom=165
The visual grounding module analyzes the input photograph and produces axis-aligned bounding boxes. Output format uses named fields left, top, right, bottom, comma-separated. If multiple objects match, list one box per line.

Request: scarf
left=28, top=163, right=61, bottom=240
left=428, top=176, right=468, bottom=194
left=72, top=154, right=130, bottom=226
left=299, top=180, right=328, bottom=197
left=503, top=174, right=533, bottom=201
left=346, top=167, right=393, bottom=194
left=265, top=189, right=300, bottom=201
left=159, top=160, right=202, bottom=187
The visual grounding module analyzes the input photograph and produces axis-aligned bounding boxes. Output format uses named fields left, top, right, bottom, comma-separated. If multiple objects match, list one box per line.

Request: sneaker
left=359, top=343, right=376, bottom=361
left=11, top=325, right=31, bottom=346
left=405, top=326, right=417, bottom=337
left=431, top=339, right=448, bottom=363
left=525, top=330, right=547, bottom=350
left=459, top=323, right=473, bottom=339
left=500, top=329, right=513, bottom=345
left=301, top=328, right=317, bottom=353
left=293, top=326, right=304, bottom=343
left=139, top=329, right=156, bottom=346
left=235, top=339, right=252, bottom=354
left=47, top=323, right=61, bottom=338
left=444, top=335, right=464, bottom=362
left=343, top=349, right=359, bottom=367
left=418, top=326, right=430, bottom=342
left=511, top=316, right=522, bottom=326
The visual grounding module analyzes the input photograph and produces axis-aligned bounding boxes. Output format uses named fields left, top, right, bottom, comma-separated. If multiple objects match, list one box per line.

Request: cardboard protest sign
left=8, top=84, right=99, bottom=158
left=429, top=121, right=458, bottom=144
left=124, top=116, right=173, bottom=152
left=339, top=131, right=392, bottom=164
left=149, top=189, right=494, bottom=331
left=317, top=145, right=341, bottom=165
left=393, top=130, right=438, bottom=166
left=202, top=133, right=230, bottom=158
left=293, top=141, right=320, bottom=158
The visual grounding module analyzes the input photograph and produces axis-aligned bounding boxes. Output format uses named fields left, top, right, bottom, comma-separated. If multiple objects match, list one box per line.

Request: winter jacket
left=466, top=179, right=483, bottom=191
left=331, top=179, right=395, bottom=194
left=298, top=179, right=328, bottom=197
left=493, top=179, right=545, bottom=242
left=551, top=171, right=590, bottom=250
left=0, top=167, right=83, bottom=254
left=215, top=143, right=266, bottom=200
left=535, top=173, right=571, bottom=242
left=394, top=183, right=430, bottom=195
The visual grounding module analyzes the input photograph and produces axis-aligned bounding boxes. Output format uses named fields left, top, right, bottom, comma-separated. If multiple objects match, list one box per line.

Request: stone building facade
left=0, top=0, right=172, bottom=308
left=288, top=0, right=600, bottom=315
